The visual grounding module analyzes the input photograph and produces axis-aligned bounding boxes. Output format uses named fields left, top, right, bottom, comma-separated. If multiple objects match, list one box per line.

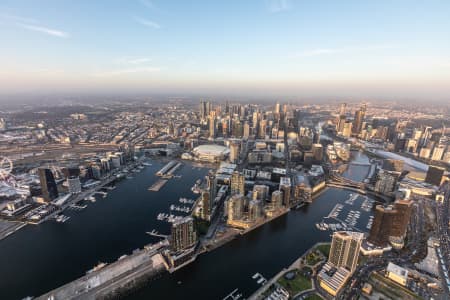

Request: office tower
left=230, top=171, right=245, bottom=195
left=431, top=145, right=445, bottom=161
left=336, top=115, right=346, bottom=133
left=339, top=103, right=347, bottom=116
left=243, top=122, right=250, bottom=139
left=258, top=119, right=267, bottom=139
left=209, top=115, right=216, bottom=138
left=252, top=111, right=259, bottom=127
left=425, top=165, right=445, bottom=186
left=252, top=185, right=269, bottom=201
left=170, top=216, right=197, bottom=252
left=232, top=119, right=243, bottom=138
left=374, top=170, right=400, bottom=195
left=279, top=177, right=291, bottom=207
left=229, top=142, right=240, bottom=163
left=328, top=231, right=364, bottom=272
left=199, top=100, right=212, bottom=120
left=352, top=105, right=366, bottom=135
left=199, top=101, right=205, bottom=119
left=67, top=176, right=81, bottom=194
left=271, top=190, right=283, bottom=209
left=368, top=200, right=412, bottom=248
left=227, top=194, right=245, bottom=221
left=342, top=121, right=352, bottom=137
left=38, top=168, right=59, bottom=202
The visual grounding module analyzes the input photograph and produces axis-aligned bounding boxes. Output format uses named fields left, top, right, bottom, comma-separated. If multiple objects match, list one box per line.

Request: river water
left=0, top=155, right=374, bottom=300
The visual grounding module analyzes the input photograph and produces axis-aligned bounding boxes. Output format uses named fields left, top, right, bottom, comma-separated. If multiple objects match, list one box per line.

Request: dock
left=37, top=244, right=167, bottom=300
left=156, top=161, right=177, bottom=177
left=148, top=179, right=168, bottom=192
left=146, top=230, right=168, bottom=239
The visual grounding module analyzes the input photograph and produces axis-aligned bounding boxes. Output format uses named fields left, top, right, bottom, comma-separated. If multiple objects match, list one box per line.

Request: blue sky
left=0, top=0, right=449, bottom=99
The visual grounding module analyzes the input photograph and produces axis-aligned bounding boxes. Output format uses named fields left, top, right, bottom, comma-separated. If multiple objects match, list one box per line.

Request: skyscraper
left=227, top=194, right=245, bottom=222
left=252, top=185, right=269, bottom=201
left=170, top=216, right=197, bottom=252
left=209, top=114, right=216, bottom=138
left=207, top=173, right=217, bottom=204
left=38, top=168, right=59, bottom=202
left=328, top=231, right=364, bottom=272
left=199, top=100, right=212, bottom=120
left=243, top=122, right=251, bottom=139
left=248, top=200, right=263, bottom=222
left=279, top=177, right=291, bottom=207
left=229, top=142, right=240, bottom=163
left=342, top=121, right=353, bottom=137
left=199, top=191, right=210, bottom=221
left=352, top=104, right=366, bottom=135
left=319, top=231, right=364, bottom=296
left=230, top=171, right=245, bottom=195
left=368, top=199, right=412, bottom=248
left=271, top=190, right=283, bottom=209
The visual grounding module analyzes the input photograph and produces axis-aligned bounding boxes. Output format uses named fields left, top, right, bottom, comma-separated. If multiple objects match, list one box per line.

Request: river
left=0, top=155, right=375, bottom=300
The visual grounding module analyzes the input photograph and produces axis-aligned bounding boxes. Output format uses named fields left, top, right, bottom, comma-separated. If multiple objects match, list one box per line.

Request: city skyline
left=1, top=0, right=450, bottom=100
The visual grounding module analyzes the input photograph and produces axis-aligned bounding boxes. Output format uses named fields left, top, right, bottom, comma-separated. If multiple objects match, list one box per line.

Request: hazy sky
left=0, top=0, right=449, bottom=100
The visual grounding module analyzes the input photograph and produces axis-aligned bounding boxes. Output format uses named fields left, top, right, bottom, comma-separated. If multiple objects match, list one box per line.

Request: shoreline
left=248, top=242, right=330, bottom=300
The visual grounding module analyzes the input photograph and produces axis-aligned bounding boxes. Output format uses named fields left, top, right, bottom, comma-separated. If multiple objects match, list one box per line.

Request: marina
left=68, top=204, right=87, bottom=211
left=93, top=191, right=108, bottom=198
left=345, top=193, right=359, bottom=205
left=0, top=155, right=378, bottom=300
left=55, top=214, right=70, bottom=223
left=156, top=213, right=185, bottom=223
left=170, top=204, right=191, bottom=213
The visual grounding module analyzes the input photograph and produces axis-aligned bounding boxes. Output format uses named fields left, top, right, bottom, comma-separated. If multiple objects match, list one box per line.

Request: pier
left=163, top=162, right=182, bottom=178
left=37, top=244, right=167, bottom=300
left=146, top=230, right=168, bottom=239
left=156, top=161, right=177, bottom=177
left=148, top=179, right=168, bottom=192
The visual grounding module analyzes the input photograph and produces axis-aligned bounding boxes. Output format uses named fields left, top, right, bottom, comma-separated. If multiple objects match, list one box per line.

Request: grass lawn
left=277, top=271, right=312, bottom=295
left=316, top=243, right=331, bottom=258
left=306, top=252, right=322, bottom=265
left=304, top=294, right=324, bottom=300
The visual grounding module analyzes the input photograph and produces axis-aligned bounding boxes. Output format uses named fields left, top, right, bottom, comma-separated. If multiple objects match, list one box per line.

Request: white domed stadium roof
left=193, top=144, right=229, bottom=156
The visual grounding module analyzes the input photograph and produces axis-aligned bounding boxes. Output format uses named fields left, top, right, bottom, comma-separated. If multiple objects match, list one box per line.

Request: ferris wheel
left=0, top=156, right=13, bottom=180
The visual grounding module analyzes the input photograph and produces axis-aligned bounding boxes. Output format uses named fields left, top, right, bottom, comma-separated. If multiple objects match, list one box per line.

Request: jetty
left=148, top=179, right=168, bottom=192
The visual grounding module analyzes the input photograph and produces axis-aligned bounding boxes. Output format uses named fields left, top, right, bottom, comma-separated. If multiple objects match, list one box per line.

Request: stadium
left=192, top=144, right=230, bottom=162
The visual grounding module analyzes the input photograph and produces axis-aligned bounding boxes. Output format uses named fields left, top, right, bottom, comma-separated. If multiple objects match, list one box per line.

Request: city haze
left=1, top=0, right=450, bottom=101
